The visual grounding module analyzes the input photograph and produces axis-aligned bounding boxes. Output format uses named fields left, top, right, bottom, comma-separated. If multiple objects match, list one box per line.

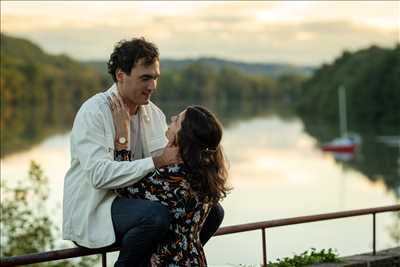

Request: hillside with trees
left=85, top=57, right=314, bottom=78
left=297, top=44, right=400, bottom=127
left=85, top=59, right=307, bottom=104
left=155, top=63, right=305, bottom=105
left=1, top=34, right=109, bottom=156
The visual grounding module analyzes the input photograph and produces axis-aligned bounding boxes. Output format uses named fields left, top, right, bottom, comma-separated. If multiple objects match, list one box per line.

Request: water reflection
left=1, top=103, right=75, bottom=157
left=158, top=100, right=297, bottom=128
left=2, top=100, right=399, bottom=199
left=1, top=100, right=292, bottom=157
left=300, top=115, right=400, bottom=199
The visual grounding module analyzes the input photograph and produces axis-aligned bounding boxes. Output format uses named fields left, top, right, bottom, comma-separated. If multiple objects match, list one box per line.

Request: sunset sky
left=1, top=1, right=399, bottom=65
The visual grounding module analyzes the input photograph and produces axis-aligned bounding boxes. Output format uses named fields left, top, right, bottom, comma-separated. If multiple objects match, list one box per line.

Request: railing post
left=102, top=253, right=107, bottom=267
left=372, top=213, right=376, bottom=255
left=262, top=228, right=267, bottom=267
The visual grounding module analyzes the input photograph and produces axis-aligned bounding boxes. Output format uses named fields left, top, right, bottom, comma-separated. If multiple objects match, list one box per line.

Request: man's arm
left=146, top=104, right=180, bottom=168
left=71, top=103, right=154, bottom=189
left=152, top=143, right=180, bottom=168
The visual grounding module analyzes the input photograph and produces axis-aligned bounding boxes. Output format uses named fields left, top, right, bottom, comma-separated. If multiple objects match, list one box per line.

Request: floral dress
left=115, top=164, right=212, bottom=267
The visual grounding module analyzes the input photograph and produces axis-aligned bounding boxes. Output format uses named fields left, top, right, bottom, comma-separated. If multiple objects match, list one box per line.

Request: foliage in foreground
left=267, top=248, right=341, bottom=267
left=236, top=248, right=340, bottom=267
left=388, top=211, right=400, bottom=246
left=0, top=161, right=98, bottom=266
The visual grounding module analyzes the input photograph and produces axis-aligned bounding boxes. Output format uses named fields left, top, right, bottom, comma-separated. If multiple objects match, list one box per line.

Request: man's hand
left=153, top=139, right=181, bottom=168
left=108, top=92, right=130, bottom=150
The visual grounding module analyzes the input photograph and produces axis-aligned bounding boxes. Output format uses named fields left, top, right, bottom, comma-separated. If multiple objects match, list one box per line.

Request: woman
left=110, top=97, right=229, bottom=266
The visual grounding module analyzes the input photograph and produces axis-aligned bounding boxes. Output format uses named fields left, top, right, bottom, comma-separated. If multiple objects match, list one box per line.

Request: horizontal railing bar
left=0, top=246, right=120, bottom=267
left=215, top=204, right=400, bottom=236
left=1, top=204, right=399, bottom=267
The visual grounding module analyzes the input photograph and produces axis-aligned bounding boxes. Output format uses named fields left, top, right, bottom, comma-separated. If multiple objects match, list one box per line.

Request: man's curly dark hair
left=107, top=37, right=159, bottom=82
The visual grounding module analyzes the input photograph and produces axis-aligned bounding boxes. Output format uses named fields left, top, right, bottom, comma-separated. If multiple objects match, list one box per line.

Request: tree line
left=297, top=44, right=400, bottom=127
left=1, top=34, right=109, bottom=156
left=1, top=34, right=304, bottom=156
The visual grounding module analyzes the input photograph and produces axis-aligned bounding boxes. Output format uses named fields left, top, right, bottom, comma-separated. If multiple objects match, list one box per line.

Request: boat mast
left=338, top=85, right=348, bottom=137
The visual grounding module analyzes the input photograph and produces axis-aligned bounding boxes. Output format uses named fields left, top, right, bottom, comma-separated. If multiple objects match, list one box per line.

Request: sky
left=1, top=1, right=399, bottom=66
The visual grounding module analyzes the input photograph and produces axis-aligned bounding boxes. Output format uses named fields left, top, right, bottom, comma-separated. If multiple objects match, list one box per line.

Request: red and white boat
left=322, top=136, right=359, bottom=153
left=321, top=86, right=362, bottom=158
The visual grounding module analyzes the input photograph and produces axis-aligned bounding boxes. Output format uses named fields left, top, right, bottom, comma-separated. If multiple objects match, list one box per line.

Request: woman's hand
left=107, top=92, right=130, bottom=150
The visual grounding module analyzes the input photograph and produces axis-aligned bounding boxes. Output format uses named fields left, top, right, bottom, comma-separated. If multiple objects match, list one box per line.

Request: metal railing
left=1, top=204, right=399, bottom=267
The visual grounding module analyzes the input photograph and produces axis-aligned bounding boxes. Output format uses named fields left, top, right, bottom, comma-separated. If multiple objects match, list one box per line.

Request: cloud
left=1, top=1, right=398, bottom=65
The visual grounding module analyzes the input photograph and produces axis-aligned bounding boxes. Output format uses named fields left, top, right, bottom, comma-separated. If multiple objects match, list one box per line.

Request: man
left=63, top=37, right=224, bottom=266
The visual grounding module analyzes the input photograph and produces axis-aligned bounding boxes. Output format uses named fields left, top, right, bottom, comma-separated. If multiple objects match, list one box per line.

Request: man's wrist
left=115, top=143, right=129, bottom=151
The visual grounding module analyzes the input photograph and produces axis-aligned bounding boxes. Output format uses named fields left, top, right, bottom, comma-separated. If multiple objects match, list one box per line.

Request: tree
left=0, top=161, right=98, bottom=266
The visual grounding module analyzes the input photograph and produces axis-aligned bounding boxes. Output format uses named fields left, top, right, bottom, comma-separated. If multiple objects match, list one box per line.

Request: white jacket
left=62, top=84, right=168, bottom=248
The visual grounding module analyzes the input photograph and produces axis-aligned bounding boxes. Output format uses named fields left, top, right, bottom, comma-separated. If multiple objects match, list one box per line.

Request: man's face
left=117, top=58, right=160, bottom=106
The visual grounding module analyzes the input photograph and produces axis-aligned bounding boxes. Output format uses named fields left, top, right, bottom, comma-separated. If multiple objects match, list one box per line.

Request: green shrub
left=267, top=248, right=340, bottom=267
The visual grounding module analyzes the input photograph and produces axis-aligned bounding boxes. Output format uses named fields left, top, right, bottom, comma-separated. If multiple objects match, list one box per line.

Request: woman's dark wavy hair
left=107, top=37, right=159, bottom=82
left=178, top=106, right=230, bottom=203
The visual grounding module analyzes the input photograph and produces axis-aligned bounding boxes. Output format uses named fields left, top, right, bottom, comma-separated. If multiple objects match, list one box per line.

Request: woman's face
left=166, top=109, right=186, bottom=145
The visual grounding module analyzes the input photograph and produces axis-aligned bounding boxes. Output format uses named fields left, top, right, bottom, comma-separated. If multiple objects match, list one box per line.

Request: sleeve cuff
left=147, top=156, right=156, bottom=170
left=114, top=150, right=132, bottom=161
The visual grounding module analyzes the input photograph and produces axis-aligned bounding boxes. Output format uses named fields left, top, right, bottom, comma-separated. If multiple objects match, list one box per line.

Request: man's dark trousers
left=111, top=196, right=224, bottom=267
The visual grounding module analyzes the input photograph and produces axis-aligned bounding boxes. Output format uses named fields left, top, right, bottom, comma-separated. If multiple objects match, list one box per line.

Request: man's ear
left=116, top=69, right=124, bottom=82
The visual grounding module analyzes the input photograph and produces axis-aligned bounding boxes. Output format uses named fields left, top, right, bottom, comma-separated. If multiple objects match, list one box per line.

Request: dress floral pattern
left=115, top=164, right=212, bottom=267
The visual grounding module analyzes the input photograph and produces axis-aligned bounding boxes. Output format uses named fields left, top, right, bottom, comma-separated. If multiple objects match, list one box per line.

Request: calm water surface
left=1, top=111, right=399, bottom=266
